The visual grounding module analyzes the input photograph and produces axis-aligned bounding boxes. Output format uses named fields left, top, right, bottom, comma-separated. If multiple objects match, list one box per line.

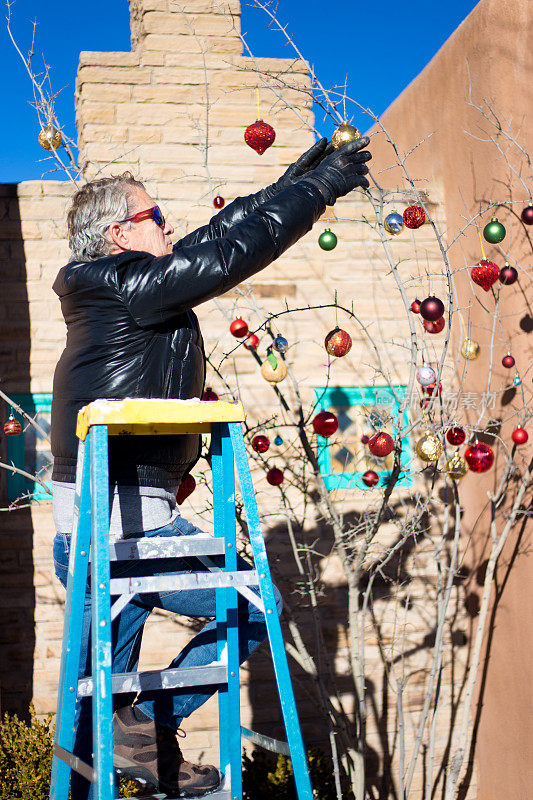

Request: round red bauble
left=324, top=327, right=352, bottom=357
left=3, top=416, right=22, bottom=436
left=213, top=195, right=225, bottom=209
left=410, top=299, right=421, bottom=314
left=446, top=427, right=466, bottom=446
left=471, top=259, right=500, bottom=292
left=422, top=382, right=442, bottom=397
left=403, top=205, right=426, bottom=229
left=368, top=432, right=394, bottom=457
left=202, top=387, right=219, bottom=401
left=176, top=474, right=196, bottom=505
left=502, top=354, right=515, bottom=368
left=266, top=467, right=284, bottom=486
left=244, top=119, right=276, bottom=155
left=244, top=333, right=259, bottom=350
left=361, top=434, right=370, bottom=444
left=511, top=427, right=528, bottom=445
left=313, top=411, right=339, bottom=438
left=423, top=317, right=445, bottom=334
left=362, top=470, right=379, bottom=487
left=229, top=318, right=248, bottom=338
left=499, top=265, right=518, bottom=285
left=465, top=442, right=494, bottom=473
left=419, top=296, right=445, bottom=321
left=521, top=204, right=533, bottom=225
left=252, top=434, right=270, bottom=453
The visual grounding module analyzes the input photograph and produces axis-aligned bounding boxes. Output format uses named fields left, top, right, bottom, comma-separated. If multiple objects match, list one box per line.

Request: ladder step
left=110, top=569, right=259, bottom=595
left=108, top=535, right=226, bottom=562
left=241, top=726, right=290, bottom=756
left=53, top=743, right=95, bottom=783
left=120, top=790, right=231, bottom=800
left=78, top=663, right=228, bottom=697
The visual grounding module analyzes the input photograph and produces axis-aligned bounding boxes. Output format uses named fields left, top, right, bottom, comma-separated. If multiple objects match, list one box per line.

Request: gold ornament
left=445, top=453, right=468, bottom=480
left=460, top=338, right=480, bottom=360
left=260, top=357, right=287, bottom=384
left=331, top=122, right=361, bottom=150
left=38, top=125, right=62, bottom=151
left=415, top=432, right=443, bottom=463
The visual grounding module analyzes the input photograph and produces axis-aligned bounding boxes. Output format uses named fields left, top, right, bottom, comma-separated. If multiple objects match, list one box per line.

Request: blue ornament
left=273, top=335, right=288, bottom=353
left=513, top=374, right=522, bottom=386
left=384, top=211, right=404, bottom=235
left=274, top=435, right=283, bottom=446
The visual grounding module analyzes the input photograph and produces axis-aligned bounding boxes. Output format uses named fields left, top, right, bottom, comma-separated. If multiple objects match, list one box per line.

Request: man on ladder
left=51, top=136, right=371, bottom=798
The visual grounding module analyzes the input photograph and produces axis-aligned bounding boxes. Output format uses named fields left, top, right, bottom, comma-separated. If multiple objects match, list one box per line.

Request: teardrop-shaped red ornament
left=202, top=388, right=219, bottom=401
left=471, top=259, right=500, bottom=292
left=244, top=120, right=276, bottom=155
left=176, top=474, right=196, bottom=504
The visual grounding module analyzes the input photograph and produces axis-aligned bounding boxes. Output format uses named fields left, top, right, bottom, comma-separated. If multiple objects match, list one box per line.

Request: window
left=5, top=393, right=53, bottom=503
left=314, top=386, right=412, bottom=490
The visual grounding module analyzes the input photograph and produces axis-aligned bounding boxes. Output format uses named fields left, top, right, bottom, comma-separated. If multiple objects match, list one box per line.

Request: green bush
left=243, top=747, right=347, bottom=800
left=0, top=706, right=138, bottom=799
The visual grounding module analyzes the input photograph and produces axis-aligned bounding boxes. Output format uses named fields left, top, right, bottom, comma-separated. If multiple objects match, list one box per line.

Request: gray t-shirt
left=52, top=480, right=180, bottom=542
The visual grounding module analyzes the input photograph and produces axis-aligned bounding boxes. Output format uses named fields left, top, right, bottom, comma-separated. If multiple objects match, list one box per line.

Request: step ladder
left=50, top=398, right=313, bottom=800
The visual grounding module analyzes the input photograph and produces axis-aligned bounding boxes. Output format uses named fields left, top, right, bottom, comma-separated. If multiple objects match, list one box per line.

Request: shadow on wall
left=0, top=183, right=36, bottom=718
left=244, top=504, right=476, bottom=799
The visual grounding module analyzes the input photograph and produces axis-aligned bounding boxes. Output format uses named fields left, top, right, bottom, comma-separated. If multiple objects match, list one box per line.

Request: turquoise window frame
left=6, top=392, right=53, bottom=503
left=314, top=385, right=412, bottom=490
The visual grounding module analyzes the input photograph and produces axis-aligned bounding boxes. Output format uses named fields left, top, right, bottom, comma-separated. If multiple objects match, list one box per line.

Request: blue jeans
left=53, top=514, right=282, bottom=799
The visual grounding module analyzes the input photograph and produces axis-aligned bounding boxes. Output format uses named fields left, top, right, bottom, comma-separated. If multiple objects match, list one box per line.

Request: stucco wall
left=367, top=1, right=532, bottom=797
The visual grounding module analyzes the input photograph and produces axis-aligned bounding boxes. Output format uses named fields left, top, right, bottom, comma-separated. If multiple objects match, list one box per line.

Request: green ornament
left=267, top=351, right=278, bottom=370
left=483, top=217, right=506, bottom=244
left=318, top=228, right=337, bottom=251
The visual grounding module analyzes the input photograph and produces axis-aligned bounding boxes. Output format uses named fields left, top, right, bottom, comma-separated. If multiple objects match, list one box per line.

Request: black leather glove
left=300, top=136, right=371, bottom=205
left=263, top=137, right=334, bottom=200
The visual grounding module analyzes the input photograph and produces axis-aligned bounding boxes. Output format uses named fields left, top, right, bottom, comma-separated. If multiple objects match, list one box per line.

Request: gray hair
left=67, top=172, right=146, bottom=262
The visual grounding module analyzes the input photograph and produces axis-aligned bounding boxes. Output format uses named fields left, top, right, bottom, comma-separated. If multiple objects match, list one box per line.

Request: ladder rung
left=241, top=726, right=291, bottom=756
left=78, top=663, right=228, bottom=697
left=108, top=535, right=226, bottom=561
left=121, top=790, right=231, bottom=800
left=110, top=569, right=259, bottom=596
left=53, top=743, right=95, bottom=783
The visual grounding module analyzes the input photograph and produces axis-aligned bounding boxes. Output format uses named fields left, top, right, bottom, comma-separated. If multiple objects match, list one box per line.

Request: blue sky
left=1, top=0, right=480, bottom=182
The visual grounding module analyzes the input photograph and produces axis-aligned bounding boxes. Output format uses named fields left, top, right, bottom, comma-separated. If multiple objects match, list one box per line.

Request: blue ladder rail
left=50, top=402, right=313, bottom=800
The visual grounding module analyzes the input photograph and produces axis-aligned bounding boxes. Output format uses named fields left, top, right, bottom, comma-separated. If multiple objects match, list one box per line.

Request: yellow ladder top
left=76, top=398, right=245, bottom=440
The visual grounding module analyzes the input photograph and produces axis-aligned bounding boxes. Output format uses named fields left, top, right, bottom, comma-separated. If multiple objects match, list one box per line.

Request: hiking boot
left=113, top=705, right=220, bottom=797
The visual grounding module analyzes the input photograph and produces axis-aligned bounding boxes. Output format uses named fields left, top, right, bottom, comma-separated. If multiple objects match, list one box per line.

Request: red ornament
left=202, top=387, right=219, bottom=401
left=410, top=299, right=421, bottom=314
left=464, top=442, right=494, bottom=473
left=511, top=427, right=528, bottom=445
left=312, top=411, right=339, bottom=438
left=266, top=467, right=284, bottom=486
left=368, top=432, right=394, bottom=458
left=3, top=414, right=22, bottom=436
left=244, top=333, right=259, bottom=351
left=423, top=317, right=445, bottom=334
left=446, top=427, right=466, bottom=446
left=403, top=205, right=426, bottom=229
left=521, top=205, right=533, bottom=225
left=244, top=119, right=276, bottom=155
left=422, top=382, right=442, bottom=397
left=176, top=474, right=196, bottom=505
left=252, top=434, right=270, bottom=453
left=324, top=327, right=352, bottom=357
left=419, top=296, right=445, bottom=321
left=499, top=265, right=518, bottom=285
left=213, top=195, right=225, bottom=209
left=229, top=318, right=249, bottom=338
left=361, top=434, right=370, bottom=444
left=502, top=354, right=515, bottom=368
left=362, top=470, right=379, bottom=487
left=471, top=259, right=500, bottom=292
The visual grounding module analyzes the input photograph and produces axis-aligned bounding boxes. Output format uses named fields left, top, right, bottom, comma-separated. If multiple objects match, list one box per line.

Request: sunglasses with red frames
left=120, top=205, right=166, bottom=229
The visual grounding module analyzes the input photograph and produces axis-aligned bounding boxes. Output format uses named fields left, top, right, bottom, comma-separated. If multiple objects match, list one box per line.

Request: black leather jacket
left=51, top=180, right=325, bottom=488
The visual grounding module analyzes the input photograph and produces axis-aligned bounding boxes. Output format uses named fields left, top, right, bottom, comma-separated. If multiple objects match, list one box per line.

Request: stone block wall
left=0, top=0, right=474, bottom=795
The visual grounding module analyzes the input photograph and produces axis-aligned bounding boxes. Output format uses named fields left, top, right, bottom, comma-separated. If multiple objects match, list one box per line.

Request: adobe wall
left=366, top=1, right=533, bottom=797
left=0, top=0, right=477, bottom=796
